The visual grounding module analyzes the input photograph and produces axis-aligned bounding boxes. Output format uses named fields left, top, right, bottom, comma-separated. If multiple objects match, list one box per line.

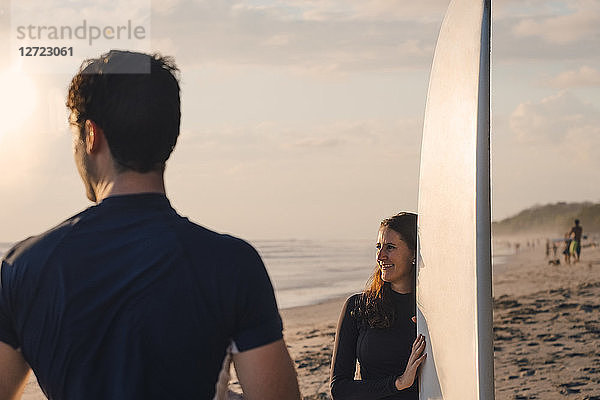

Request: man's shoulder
left=2, top=210, right=89, bottom=268
left=172, top=218, right=258, bottom=257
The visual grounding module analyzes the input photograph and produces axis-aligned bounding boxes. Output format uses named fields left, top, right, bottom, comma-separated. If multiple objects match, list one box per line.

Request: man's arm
left=0, top=342, right=30, bottom=400
left=232, top=339, right=301, bottom=400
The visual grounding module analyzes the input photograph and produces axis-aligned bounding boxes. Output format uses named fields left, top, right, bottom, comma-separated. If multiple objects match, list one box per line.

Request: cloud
left=172, top=118, right=421, bottom=167
left=287, top=121, right=381, bottom=149
left=151, top=0, right=183, bottom=15
left=493, top=88, right=600, bottom=220
left=509, top=91, right=600, bottom=150
left=265, top=0, right=448, bottom=23
left=144, top=0, right=600, bottom=73
left=12, top=0, right=152, bottom=26
left=228, top=1, right=448, bottom=23
left=493, top=23, right=599, bottom=63
left=544, top=66, right=600, bottom=88
left=261, top=33, right=291, bottom=47
left=289, top=137, right=341, bottom=149
left=511, top=0, right=600, bottom=44
left=495, top=0, right=581, bottom=18
left=491, top=0, right=600, bottom=63
left=149, top=1, right=442, bottom=72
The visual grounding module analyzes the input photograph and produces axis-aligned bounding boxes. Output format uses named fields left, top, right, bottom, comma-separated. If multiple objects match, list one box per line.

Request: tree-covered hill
left=492, top=202, right=600, bottom=236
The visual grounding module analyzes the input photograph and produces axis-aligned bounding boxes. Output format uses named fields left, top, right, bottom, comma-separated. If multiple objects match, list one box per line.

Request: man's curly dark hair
left=66, top=50, right=181, bottom=173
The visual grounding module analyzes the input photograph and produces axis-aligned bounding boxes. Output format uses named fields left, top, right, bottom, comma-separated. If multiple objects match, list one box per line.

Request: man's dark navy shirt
left=0, top=193, right=283, bottom=399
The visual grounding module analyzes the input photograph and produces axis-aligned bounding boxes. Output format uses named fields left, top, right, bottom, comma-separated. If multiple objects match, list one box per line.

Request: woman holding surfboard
left=330, top=212, right=426, bottom=399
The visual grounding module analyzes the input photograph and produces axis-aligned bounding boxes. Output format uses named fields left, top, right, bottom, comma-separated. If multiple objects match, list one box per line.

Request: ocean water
left=255, top=239, right=513, bottom=309
left=0, top=239, right=510, bottom=310
left=252, top=239, right=377, bottom=309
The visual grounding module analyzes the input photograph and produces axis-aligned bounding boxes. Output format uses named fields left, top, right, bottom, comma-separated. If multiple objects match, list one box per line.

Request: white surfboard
left=416, top=0, right=493, bottom=399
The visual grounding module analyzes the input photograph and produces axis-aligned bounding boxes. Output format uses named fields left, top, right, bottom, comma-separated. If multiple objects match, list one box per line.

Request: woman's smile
left=376, top=227, right=414, bottom=293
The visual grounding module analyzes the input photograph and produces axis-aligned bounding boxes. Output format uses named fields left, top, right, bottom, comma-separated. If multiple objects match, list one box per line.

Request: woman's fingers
left=411, top=335, right=425, bottom=354
left=412, top=352, right=427, bottom=369
left=407, top=349, right=427, bottom=374
left=412, top=334, right=424, bottom=349
left=408, top=338, right=425, bottom=362
left=407, top=334, right=426, bottom=365
left=397, top=336, right=427, bottom=390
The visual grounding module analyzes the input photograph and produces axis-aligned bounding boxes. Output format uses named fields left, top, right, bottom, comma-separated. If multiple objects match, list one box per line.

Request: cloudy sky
left=0, top=0, right=599, bottom=242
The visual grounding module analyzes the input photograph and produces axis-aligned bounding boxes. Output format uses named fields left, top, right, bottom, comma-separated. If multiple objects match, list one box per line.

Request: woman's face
left=376, top=227, right=414, bottom=292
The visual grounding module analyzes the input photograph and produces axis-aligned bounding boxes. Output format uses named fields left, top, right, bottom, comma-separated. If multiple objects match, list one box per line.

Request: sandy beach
left=284, top=243, right=600, bottom=399
left=21, top=243, right=600, bottom=399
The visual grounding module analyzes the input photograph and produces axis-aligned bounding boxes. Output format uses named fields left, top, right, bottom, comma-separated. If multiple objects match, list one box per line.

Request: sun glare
left=0, top=68, right=38, bottom=138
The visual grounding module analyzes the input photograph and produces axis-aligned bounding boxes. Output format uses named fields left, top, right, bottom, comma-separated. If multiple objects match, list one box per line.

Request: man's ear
left=84, top=120, right=104, bottom=154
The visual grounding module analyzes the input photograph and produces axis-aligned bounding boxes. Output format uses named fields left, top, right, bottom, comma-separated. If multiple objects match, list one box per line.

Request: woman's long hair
left=356, top=212, right=417, bottom=329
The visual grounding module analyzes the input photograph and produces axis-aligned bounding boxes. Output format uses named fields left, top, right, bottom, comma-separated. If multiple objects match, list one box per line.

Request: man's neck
left=94, top=170, right=166, bottom=203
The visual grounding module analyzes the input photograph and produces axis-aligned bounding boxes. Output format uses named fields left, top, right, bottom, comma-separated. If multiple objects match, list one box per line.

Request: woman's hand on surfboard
left=394, top=334, right=427, bottom=391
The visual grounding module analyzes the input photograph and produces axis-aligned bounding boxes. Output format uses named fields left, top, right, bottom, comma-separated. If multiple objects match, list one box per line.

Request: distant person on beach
left=0, top=51, right=300, bottom=400
left=569, top=219, right=583, bottom=263
left=563, top=233, right=572, bottom=265
left=330, top=213, right=425, bottom=400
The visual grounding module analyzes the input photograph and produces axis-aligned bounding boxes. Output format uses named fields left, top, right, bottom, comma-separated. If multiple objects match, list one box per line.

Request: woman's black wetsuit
left=331, top=291, right=417, bottom=400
